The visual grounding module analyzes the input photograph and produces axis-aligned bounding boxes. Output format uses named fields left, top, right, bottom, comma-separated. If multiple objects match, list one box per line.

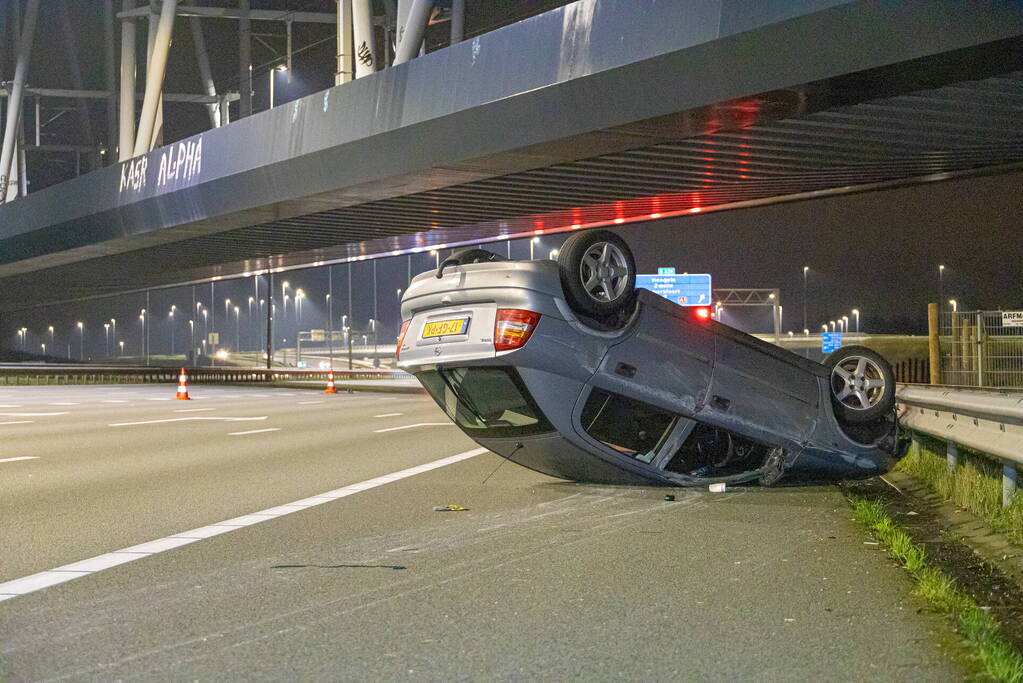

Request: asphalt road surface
left=1, top=385, right=962, bottom=680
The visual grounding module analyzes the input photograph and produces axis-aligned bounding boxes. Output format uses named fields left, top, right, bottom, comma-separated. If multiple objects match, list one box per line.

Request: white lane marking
left=146, top=398, right=172, bottom=401
left=109, top=416, right=267, bottom=427
left=229, top=428, right=281, bottom=436
left=373, top=422, right=452, bottom=433
left=0, top=412, right=68, bottom=417
left=377, top=397, right=400, bottom=401
left=101, top=400, right=129, bottom=403
left=297, top=400, right=323, bottom=405
left=373, top=413, right=404, bottom=418
left=0, top=420, right=34, bottom=425
left=173, top=408, right=215, bottom=413
left=47, top=402, right=80, bottom=406
left=0, top=404, right=21, bottom=408
left=0, top=448, right=487, bottom=602
left=0, top=456, right=39, bottom=464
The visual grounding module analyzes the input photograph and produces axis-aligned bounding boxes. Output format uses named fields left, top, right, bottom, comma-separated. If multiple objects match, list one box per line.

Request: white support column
left=238, top=0, right=252, bottom=118
left=352, top=0, right=377, bottom=77
left=118, top=0, right=137, bottom=161
left=334, top=0, right=354, bottom=85
left=134, top=0, right=176, bottom=157
left=145, top=9, right=165, bottom=151
left=396, top=0, right=412, bottom=49
left=103, top=0, right=118, bottom=161
left=0, top=0, right=40, bottom=204
left=189, top=15, right=220, bottom=128
left=450, top=0, right=464, bottom=44
left=393, top=0, right=433, bottom=65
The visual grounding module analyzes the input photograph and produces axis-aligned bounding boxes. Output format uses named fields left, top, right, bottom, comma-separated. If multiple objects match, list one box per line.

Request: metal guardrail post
left=1004, top=462, right=1017, bottom=508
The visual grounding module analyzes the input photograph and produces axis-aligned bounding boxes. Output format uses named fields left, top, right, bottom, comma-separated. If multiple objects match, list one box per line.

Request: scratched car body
left=397, top=231, right=902, bottom=486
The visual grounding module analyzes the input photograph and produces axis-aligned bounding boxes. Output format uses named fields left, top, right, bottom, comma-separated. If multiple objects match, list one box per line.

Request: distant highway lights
left=104, top=323, right=110, bottom=357
left=110, top=318, right=116, bottom=347
left=202, top=308, right=209, bottom=357
left=40, top=343, right=46, bottom=356
left=852, top=309, right=860, bottom=333
left=829, top=320, right=836, bottom=332
left=188, top=319, right=195, bottom=360
left=118, top=340, right=124, bottom=357
left=842, top=316, right=849, bottom=333
left=48, top=325, right=54, bottom=350
left=295, top=289, right=305, bottom=324
left=234, top=305, right=240, bottom=351
left=282, top=281, right=290, bottom=319
left=76, top=321, right=84, bottom=361
left=821, top=324, right=828, bottom=333
left=803, top=328, right=810, bottom=336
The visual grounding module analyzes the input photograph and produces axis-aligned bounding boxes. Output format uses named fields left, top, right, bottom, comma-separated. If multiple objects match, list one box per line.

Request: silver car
left=397, top=230, right=903, bottom=486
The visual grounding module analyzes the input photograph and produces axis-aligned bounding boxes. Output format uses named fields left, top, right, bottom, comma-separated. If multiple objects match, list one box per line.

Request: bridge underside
left=0, top=2, right=1021, bottom=312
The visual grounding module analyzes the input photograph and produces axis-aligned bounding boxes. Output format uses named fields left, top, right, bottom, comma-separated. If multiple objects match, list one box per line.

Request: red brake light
left=494, top=309, right=541, bottom=351
left=694, top=307, right=711, bottom=321
left=396, top=319, right=411, bottom=360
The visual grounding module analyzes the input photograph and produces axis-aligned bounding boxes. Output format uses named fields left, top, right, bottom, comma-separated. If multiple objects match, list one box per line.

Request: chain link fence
left=940, top=310, right=1023, bottom=388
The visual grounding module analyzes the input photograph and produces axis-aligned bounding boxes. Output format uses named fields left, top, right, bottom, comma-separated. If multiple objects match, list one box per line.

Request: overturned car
left=397, top=230, right=903, bottom=486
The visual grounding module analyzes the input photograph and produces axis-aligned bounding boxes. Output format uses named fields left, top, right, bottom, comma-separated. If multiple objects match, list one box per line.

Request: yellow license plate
left=422, top=318, right=468, bottom=338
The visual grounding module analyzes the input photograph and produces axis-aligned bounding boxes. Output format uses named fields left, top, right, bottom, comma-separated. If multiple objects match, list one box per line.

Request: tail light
left=395, top=319, right=411, bottom=360
left=693, top=306, right=711, bottom=321
left=494, top=309, right=541, bottom=351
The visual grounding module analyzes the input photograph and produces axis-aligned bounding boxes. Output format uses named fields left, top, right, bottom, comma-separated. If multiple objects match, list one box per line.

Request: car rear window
left=416, top=366, right=554, bottom=438
left=581, top=388, right=677, bottom=462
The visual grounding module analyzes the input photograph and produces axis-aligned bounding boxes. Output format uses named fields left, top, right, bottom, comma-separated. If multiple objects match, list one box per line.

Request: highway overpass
left=0, top=0, right=1021, bottom=313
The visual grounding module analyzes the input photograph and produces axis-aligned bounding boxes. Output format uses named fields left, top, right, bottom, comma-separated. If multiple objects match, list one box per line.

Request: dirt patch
left=842, top=476, right=1023, bottom=651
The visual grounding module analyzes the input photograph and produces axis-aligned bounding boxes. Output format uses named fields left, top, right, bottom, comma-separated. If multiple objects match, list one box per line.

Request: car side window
left=580, top=388, right=676, bottom=462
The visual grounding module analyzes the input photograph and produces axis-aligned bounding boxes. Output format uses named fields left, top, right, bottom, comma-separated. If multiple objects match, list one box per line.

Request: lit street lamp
left=234, top=306, right=241, bottom=351
left=842, top=315, right=849, bottom=333
left=189, top=319, right=195, bottom=360
left=269, top=63, right=287, bottom=109
left=296, top=289, right=305, bottom=324
left=821, top=324, right=828, bottom=333
left=139, top=311, right=146, bottom=364
left=429, top=250, right=439, bottom=269
left=119, top=340, right=125, bottom=356
left=949, top=299, right=958, bottom=313
left=829, top=320, right=836, bottom=332
left=169, top=306, right=177, bottom=356
left=939, top=264, right=945, bottom=307
left=852, top=308, right=860, bottom=333
left=76, top=321, right=84, bottom=360
left=40, top=343, right=46, bottom=356
left=802, top=266, right=809, bottom=332
left=104, top=323, right=110, bottom=357
left=48, top=325, right=54, bottom=349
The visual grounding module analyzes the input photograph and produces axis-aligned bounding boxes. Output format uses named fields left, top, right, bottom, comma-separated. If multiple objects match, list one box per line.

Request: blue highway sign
left=636, top=273, right=712, bottom=306
left=822, top=332, right=843, bottom=353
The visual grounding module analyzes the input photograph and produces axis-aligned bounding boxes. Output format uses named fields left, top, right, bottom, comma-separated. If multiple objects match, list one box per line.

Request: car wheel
left=557, top=230, right=636, bottom=319
left=824, top=345, right=895, bottom=424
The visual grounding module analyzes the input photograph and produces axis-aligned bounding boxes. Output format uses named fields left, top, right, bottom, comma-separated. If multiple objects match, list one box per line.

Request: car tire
left=557, top=230, right=636, bottom=319
left=824, top=345, right=895, bottom=424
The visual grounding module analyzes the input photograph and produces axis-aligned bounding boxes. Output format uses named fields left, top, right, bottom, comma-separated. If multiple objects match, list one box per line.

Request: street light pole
left=169, top=306, right=176, bottom=356
left=852, top=309, right=860, bottom=333
left=802, top=266, right=808, bottom=332
left=76, top=321, right=84, bottom=360
left=939, top=264, right=945, bottom=308
left=104, top=323, right=110, bottom=357
left=234, top=305, right=240, bottom=351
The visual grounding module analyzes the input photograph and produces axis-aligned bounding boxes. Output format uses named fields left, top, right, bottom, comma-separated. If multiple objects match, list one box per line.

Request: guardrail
left=0, top=367, right=410, bottom=386
left=896, top=384, right=1023, bottom=506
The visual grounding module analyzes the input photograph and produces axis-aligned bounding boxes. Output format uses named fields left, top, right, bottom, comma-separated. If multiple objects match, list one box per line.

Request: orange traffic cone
left=324, top=369, right=338, bottom=394
left=175, top=367, right=191, bottom=400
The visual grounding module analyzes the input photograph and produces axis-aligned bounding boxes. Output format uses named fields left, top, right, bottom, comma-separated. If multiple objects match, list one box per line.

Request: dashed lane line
left=109, top=416, right=267, bottom=427
left=47, top=402, right=80, bottom=406
left=373, top=413, right=404, bottom=418
left=228, top=428, right=282, bottom=436
left=173, top=408, right=216, bottom=413
left=0, top=412, right=68, bottom=417
left=373, top=422, right=452, bottom=433
left=297, top=401, right=323, bottom=405
left=0, top=448, right=488, bottom=602
left=0, top=421, right=34, bottom=425
left=0, top=456, right=39, bottom=464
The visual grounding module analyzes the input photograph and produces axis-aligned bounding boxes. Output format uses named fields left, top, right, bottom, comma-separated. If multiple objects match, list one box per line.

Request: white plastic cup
left=708, top=482, right=726, bottom=493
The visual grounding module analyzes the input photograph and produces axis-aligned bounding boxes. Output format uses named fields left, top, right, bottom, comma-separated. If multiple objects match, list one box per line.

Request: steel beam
left=103, top=0, right=118, bottom=161
left=189, top=15, right=221, bottom=128
left=450, top=0, right=465, bottom=44
left=134, top=0, right=176, bottom=156
left=0, top=87, right=232, bottom=104
left=118, top=4, right=336, bottom=24
left=238, top=0, right=252, bottom=118
left=58, top=0, right=97, bottom=164
left=393, top=0, right=432, bottom=65
left=118, top=0, right=137, bottom=161
left=0, top=0, right=40, bottom=204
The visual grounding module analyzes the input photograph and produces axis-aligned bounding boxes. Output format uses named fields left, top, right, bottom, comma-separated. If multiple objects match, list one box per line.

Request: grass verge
left=850, top=496, right=1023, bottom=681
left=897, top=436, right=1023, bottom=547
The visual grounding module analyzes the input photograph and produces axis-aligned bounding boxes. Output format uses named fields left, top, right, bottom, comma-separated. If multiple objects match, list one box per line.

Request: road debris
left=433, top=505, right=469, bottom=512
left=709, top=483, right=726, bottom=493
